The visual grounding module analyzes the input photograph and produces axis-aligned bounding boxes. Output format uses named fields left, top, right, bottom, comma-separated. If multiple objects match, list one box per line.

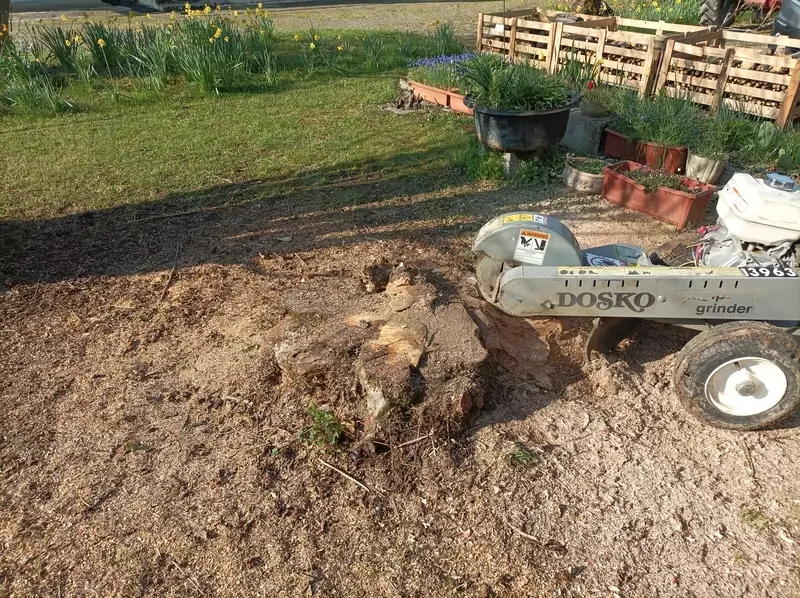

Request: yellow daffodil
left=224, top=35, right=229, bottom=41
left=203, top=4, right=211, bottom=14
left=309, top=42, right=316, bottom=49
left=184, top=2, right=191, bottom=12
left=257, top=2, right=263, bottom=7
left=209, top=36, right=215, bottom=43
left=215, top=4, right=221, bottom=11
left=146, top=13, right=151, bottom=18
left=337, top=45, right=344, bottom=51
left=97, top=38, right=106, bottom=48
left=293, top=33, right=300, bottom=41
left=74, top=34, right=83, bottom=44
left=233, top=10, right=238, bottom=16
left=314, top=34, right=320, bottom=40
left=60, top=14, right=67, bottom=22
left=337, top=34, right=342, bottom=40
left=214, top=26, right=222, bottom=38
left=170, top=10, right=176, bottom=19
left=64, top=39, right=71, bottom=47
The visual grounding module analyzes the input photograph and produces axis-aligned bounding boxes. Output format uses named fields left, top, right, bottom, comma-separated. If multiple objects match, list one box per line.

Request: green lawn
left=1, top=71, right=477, bottom=220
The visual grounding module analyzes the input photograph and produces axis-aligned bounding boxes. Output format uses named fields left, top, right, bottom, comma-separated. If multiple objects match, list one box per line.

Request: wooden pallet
left=654, top=29, right=800, bottom=127
left=477, top=9, right=708, bottom=96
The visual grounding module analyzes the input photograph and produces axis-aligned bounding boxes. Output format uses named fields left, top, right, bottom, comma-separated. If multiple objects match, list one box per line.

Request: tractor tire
left=673, top=321, right=800, bottom=430
left=699, top=0, right=737, bottom=27
left=650, top=232, right=701, bottom=267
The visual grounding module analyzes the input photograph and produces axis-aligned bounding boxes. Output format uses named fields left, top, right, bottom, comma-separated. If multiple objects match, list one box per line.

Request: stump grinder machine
left=473, top=172, right=800, bottom=431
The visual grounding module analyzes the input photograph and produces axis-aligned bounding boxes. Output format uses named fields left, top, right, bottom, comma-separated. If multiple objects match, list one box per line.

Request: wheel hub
left=705, top=357, right=788, bottom=417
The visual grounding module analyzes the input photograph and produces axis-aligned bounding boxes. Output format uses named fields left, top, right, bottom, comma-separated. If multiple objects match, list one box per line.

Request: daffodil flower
left=314, top=34, right=320, bottom=41
left=224, top=36, right=229, bottom=42
left=337, top=45, right=344, bottom=51
left=60, top=14, right=67, bottom=22
left=64, top=39, right=71, bottom=47
left=233, top=10, right=238, bottom=16
left=203, top=4, right=211, bottom=14
left=170, top=10, right=176, bottom=19
left=294, top=33, right=300, bottom=41
left=97, top=38, right=106, bottom=48
left=309, top=42, right=316, bottom=49
left=209, top=37, right=215, bottom=43
left=214, top=26, right=222, bottom=38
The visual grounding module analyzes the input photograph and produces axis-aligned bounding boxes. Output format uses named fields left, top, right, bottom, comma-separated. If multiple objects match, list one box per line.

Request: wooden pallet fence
left=478, top=12, right=557, bottom=70
left=654, top=29, right=800, bottom=127
left=477, top=9, right=708, bottom=96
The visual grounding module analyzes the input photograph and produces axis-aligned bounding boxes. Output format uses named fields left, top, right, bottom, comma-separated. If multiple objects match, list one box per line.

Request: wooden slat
left=484, top=15, right=510, bottom=25
left=616, top=17, right=706, bottom=33
left=545, top=25, right=557, bottom=73
left=671, top=41, right=709, bottom=59
left=515, top=41, right=551, bottom=59
left=556, top=51, right=644, bottom=74
left=517, top=17, right=553, bottom=32
left=606, top=29, right=660, bottom=46
left=722, top=97, right=778, bottom=118
left=549, top=22, right=564, bottom=74
left=721, top=29, right=800, bottom=47
left=476, top=13, right=485, bottom=52
left=483, top=39, right=511, bottom=52
left=727, top=66, right=791, bottom=86
left=663, top=86, right=715, bottom=106
left=562, top=17, right=617, bottom=32
left=508, top=17, right=519, bottom=61
left=668, top=56, right=723, bottom=74
left=515, top=31, right=552, bottom=45
left=666, top=70, right=718, bottom=90
left=776, top=62, right=800, bottom=128
left=711, top=48, right=735, bottom=112
left=596, top=28, right=607, bottom=64
left=640, top=42, right=658, bottom=96
left=602, top=44, right=648, bottom=61
left=724, top=81, right=785, bottom=102
left=655, top=38, right=675, bottom=93
left=734, top=52, right=796, bottom=68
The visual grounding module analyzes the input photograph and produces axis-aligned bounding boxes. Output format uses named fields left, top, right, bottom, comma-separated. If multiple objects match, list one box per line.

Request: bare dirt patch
left=2, top=181, right=800, bottom=597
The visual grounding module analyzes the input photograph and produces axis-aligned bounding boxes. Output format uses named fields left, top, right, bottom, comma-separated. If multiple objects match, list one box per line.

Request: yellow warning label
left=503, top=213, right=534, bottom=223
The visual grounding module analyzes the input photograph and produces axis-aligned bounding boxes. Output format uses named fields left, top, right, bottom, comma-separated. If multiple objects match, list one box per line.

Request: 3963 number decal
left=739, top=266, right=798, bottom=278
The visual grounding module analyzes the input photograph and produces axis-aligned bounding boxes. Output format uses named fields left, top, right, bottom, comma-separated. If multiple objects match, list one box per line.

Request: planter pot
left=686, top=151, right=728, bottom=184
left=407, top=80, right=473, bottom=115
left=563, top=157, right=605, bottom=194
left=473, top=102, right=575, bottom=154
left=602, top=161, right=717, bottom=230
left=603, top=129, right=688, bottom=175
left=580, top=98, right=610, bottom=118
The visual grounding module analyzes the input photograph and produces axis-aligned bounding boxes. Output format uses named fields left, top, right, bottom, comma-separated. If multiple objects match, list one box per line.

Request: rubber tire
left=651, top=232, right=701, bottom=267
left=674, top=321, right=800, bottom=430
left=699, top=0, right=737, bottom=27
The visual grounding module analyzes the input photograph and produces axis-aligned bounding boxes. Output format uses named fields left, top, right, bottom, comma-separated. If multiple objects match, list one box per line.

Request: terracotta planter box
left=603, top=129, right=688, bottom=175
left=602, top=161, right=717, bottom=230
left=408, top=80, right=473, bottom=115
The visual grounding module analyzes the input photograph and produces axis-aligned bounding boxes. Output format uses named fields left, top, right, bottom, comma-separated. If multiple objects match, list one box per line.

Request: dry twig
left=317, top=457, right=379, bottom=494
left=159, top=241, right=182, bottom=302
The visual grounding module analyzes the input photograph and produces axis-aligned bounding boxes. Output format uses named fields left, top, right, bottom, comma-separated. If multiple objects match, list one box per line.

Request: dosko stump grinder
left=473, top=173, right=800, bottom=430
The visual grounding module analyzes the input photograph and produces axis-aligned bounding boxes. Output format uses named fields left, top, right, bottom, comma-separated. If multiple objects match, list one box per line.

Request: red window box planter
left=602, top=161, right=717, bottom=230
left=603, top=129, right=688, bottom=175
left=408, top=80, right=473, bottom=115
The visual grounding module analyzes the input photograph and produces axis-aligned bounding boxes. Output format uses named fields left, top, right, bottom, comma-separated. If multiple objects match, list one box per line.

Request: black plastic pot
left=469, top=99, right=576, bottom=154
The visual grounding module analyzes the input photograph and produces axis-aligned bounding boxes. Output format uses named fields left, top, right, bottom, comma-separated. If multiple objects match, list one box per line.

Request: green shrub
left=459, top=54, right=572, bottom=111
left=610, top=89, right=703, bottom=148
